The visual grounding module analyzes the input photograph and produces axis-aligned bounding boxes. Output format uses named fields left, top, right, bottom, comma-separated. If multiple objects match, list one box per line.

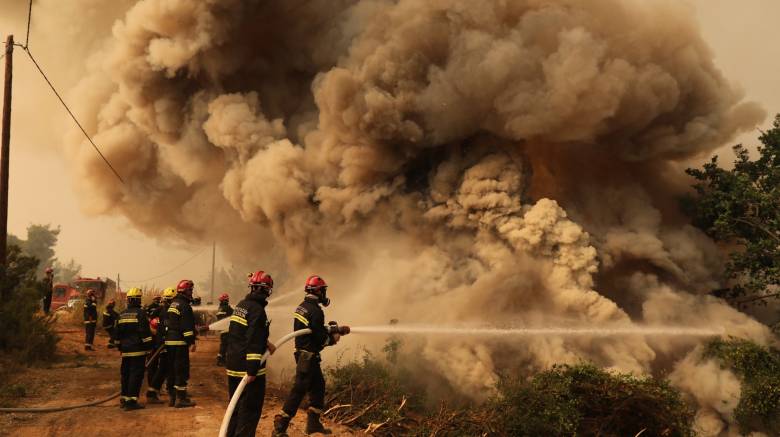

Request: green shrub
left=704, top=338, right=780, bottom=434
left=493, top=364, right=695, bottom=437
left=325, top=342, right=694, bottom=436
left=0, top=246, right=59, bottom=362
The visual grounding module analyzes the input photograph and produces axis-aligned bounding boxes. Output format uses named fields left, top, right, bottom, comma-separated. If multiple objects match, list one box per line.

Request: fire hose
left=218, top=328, right=312, bottom=437
left=0, top=345, right=167, bottom=414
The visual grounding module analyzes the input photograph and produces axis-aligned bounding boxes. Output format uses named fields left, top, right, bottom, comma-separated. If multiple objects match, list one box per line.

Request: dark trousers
left=42, top=294, right=52, bottom=314
left=167, top=345, right=190, bottom=392
left=282, top=353, right=325, bottom=417
left=84, top=322, right=96, bottom=346
left=120, top=355, right=146, bottom=402
left=150, top=349, right=171, bottom=393
left=227, top=375, right=266, bottom=437
left=106, top=327, right=116, bottom=347
left=219, top=332, right=229, bottom=358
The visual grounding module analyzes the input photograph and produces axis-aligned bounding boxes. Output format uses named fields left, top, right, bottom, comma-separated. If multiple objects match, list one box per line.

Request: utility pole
left=210, top=241, right=216, bottom=304
left=0, top=35, right=14, bottom=266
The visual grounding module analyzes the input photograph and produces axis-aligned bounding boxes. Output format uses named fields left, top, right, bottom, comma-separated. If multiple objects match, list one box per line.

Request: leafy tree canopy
left=683, top=114, right=780, bottom=306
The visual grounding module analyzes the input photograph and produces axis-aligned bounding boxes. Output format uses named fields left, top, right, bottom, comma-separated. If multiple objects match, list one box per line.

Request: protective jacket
left=116, top=303, right=153, bottom=357
left=153, top=301, right=170, bottom=347
left=216, top=301, right=233, bottom=320
left=102, top=307, right=119, bottom=329
left=293, top=295, right=334, bottom=354
left=145, top=301, right=162, bottom=319
left=165, top=294, right=197, bottom=346
left=226, top=293, right=270, bottom=377
left=83, top=296, right=98, bottom=324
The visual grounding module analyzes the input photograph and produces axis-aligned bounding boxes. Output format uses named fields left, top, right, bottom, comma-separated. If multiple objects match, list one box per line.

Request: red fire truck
left=51, top=277, right=118, bottom=312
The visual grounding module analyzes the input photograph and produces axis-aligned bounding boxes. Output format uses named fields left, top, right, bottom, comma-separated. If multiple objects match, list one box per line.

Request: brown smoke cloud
left=46, top=0, right=774, bottom=432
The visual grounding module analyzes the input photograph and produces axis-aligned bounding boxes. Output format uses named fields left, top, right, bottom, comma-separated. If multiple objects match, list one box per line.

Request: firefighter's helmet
left=86, top=288, right=96, bottom=296
left=177, top=279, right=194, bottom=294
left=219, top=293, right=230, bottom=302
left=162, top=287, right=176, bottom=300
left=305, top=275, right=330, bottom=306
left=106, top=299, right=116, bottom=307
left=248, top=271, right=273, bottom=296
left=127, top=288, right=143, bottom=298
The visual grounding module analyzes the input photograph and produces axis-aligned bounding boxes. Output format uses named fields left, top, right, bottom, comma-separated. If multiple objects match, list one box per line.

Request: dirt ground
left=0, top=328, right=356, bottom=437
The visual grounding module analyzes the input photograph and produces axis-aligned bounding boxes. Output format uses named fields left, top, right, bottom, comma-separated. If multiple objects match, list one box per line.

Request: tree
left=7, top=224, right=61, bottom=276
left=54, top=259, right=82, bottom=283
left=682, top=114, right=780, bottom=305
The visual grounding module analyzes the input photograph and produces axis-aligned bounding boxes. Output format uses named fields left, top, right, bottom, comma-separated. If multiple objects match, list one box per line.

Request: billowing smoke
left=46, top=0, right=774, bottom=433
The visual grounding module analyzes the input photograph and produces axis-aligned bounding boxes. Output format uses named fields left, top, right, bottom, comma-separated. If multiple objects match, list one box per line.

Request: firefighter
left=116, top=287, right=153, bottom=410
left=148, top=287, right=176, bottom=404
left=225, top=272, right=276, bottom=437
left=216, top=293, right=234, bottom=367
left=42, top=267, right=54, bottom=314
left=165, top=279, right=198, bottom=408
left=145, top=295, right=163, bottom=319
left=102, top=299, right=119, bottom=349
left=83, top=289, right=98, bottom=351
left=273, top=276, right=350, bottom=436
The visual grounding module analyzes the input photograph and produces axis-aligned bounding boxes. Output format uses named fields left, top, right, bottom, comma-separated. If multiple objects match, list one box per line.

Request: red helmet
left=177, top=279, right=194, bottom=294
left=305, top=275, right=327, bottom=292
left=106, top=299, right=116, bottom=307
left=150, top=317, right=160, bottom=332
left=248, top=271, right=273, bottom=296
left=219, top=293, right=230, bottom=302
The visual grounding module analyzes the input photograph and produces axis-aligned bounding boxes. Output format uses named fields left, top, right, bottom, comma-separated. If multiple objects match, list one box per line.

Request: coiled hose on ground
left=218, top=328, right=312, bottom=437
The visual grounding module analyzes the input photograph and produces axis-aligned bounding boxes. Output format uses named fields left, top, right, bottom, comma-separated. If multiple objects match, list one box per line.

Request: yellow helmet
left=126, top=287, right=143, bottom=299
left=162, top=287, right=176, bottom=300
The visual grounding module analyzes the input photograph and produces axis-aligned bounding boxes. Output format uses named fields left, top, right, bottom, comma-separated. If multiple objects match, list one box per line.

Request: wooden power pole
left=0, top=35, right=14, bottom=266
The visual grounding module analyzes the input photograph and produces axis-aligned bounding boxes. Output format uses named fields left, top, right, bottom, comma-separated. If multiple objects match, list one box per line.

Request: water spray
left=349, top=324, right=724, bottom=337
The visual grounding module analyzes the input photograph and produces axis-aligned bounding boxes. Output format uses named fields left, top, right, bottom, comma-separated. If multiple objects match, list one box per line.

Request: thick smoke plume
left=45, top=0, right=774, bottom=434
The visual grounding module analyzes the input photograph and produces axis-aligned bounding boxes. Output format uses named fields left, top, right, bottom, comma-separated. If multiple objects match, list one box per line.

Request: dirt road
left=0, top=329, right=355, bottom=437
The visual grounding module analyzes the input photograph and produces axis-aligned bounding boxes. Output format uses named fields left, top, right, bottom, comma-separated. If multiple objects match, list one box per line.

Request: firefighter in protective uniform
left=148, top=287, right=176, bottom=404
left=83, top=289, right=98, bottom=350
left=102, top=299, right=119, bottom=349
left=166, top=279, right=198, bottom=408
left=273, top=275, right=350, bottom=436
left=216, top=293, right=234, bottom=367
left=225, top=272, right=277, bottom=437
left=116, top=287, right=153, bottom=410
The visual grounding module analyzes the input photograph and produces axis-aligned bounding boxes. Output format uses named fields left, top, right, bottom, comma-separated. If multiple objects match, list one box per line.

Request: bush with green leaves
left=703, top=338, right=780, bottom=434
left=493, top=364, right=695, bottom=437
left=0, top=245, right=59, bottom=364
left=326, top=341, right=695, bottom=436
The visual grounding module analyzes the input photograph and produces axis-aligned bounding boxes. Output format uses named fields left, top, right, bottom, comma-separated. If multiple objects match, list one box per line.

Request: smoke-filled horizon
left=5, top=0, right=779, bottom=434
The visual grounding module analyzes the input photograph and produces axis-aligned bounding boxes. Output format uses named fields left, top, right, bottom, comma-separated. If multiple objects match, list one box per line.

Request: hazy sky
left=1, top=0, right=779, bottom=292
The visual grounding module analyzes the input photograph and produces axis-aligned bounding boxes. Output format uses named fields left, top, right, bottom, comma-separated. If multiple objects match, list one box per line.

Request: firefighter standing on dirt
left=225, top=271, right=276, bottom=437
left=42, top=267, right=54, bottom=315
left=102, top=299, right=119, bottom=349
left=147, top=287, right=176, bottom=404
left=165, top=279, right=198, bottom=408
left=273, top=275, right=351, bottom=436
left=83, top=289, right=98, bottom=351
left=216, top=293, right=234, bottom=367
left=116, top=287, right=153, bottom=410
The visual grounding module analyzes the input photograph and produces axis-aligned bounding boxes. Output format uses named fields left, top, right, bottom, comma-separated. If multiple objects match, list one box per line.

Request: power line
left=22, top=48, right=125, bottom=184
left=121, top=247, right=209, bottom=284
left=13, top=2, right=124, bottom=185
